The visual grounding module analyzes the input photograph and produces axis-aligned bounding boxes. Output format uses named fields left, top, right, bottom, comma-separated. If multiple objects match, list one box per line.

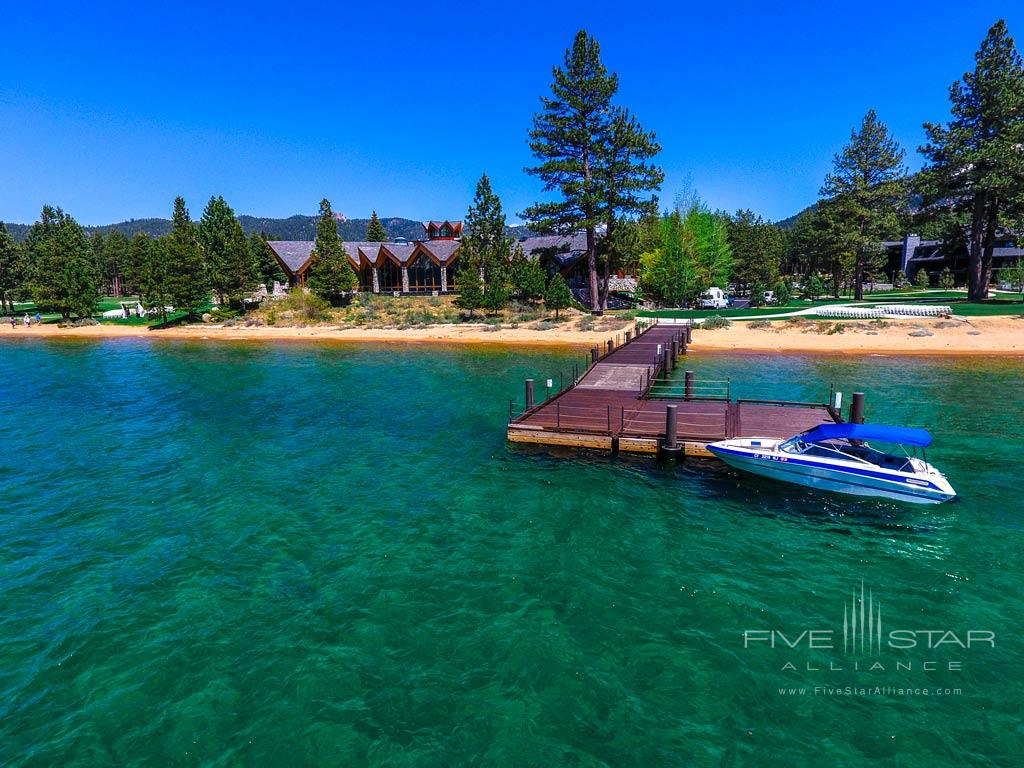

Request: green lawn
left=950, top=299, right=1024, bottom=316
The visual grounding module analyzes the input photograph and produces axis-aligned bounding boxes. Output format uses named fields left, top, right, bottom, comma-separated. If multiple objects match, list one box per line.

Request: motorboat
left=706, top=423, right=957, bottom=504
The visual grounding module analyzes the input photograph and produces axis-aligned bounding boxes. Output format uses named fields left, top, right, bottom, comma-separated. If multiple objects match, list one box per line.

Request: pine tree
left=728, top=210, right=785, bottom=292
left=365, top=211, right=388, bottom=242
left=544, top=272, right=573, bottom=318
left=597, top=107, right=663, bottom=308
left=914, top=269, right=931, bottom=288
left=510, top=246, right=547, bottom=302
left=464, top=173, right=512, bottom=287
left=24, top=206, right=99, bottom=319
left=939, top=267, right=956, bottom=289
left=249, top=232, right=286, bottom=288
left=136, top=234, right=173, bottom=324
left=455, top=243, right=485, bottom=318
left=0, top=222, right=25, bottom=315
left=199, top=196, right=256, bottom=307
left=821, top=109, right=906, bottom=300
left=103, top=229, right=130, bottom=296
left=306, top=198, right=356, bottom=300
left=920, top=20, right=1024, bottom=300
left=524, top=30, right=619, bottom=310
left=165, top=197, right=209, bottom=318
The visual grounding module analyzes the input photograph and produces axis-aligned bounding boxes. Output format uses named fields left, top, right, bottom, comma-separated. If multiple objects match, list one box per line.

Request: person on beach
left=35, top=313, right=40, bottom=324
left=8, top=315, right=14, bottom=329
left=24, top=314, right=30, bottom=327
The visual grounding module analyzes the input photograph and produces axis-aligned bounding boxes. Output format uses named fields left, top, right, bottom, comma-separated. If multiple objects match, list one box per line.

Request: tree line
left=520, top=21, right=1024, bottom=306
left=0, top=196, right=289, bottom=319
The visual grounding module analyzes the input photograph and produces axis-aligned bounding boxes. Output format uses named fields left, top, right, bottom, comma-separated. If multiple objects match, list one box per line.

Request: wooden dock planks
left=508, top=322, right=838, bottom=455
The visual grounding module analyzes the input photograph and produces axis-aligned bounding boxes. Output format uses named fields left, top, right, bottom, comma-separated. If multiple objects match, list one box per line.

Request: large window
left=407, top=254, right=441, bottom=291
left=378, top=259, right=402, bottom=292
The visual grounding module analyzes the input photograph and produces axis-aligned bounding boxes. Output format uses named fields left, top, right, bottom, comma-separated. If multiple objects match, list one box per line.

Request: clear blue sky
left=0, top=1, right=1019, bottom=226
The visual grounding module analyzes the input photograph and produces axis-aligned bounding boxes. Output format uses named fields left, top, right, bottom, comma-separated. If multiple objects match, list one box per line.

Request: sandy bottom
left=1, top=316, right=1022, bottom=354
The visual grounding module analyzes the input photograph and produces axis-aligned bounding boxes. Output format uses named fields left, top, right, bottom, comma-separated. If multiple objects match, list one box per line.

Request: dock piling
left=591, top=347, right=599, bottom=365
left=625, top=330, right=632, bottom=343
left=850, top=392, right=865, bottom=424
left=684, top=370, right=694, bottom=400
left=525, top=379, right=535, bottom=409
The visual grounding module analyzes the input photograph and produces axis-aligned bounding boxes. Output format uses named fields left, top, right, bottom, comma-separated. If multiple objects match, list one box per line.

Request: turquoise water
left=1, top=339, right=1022, bottom=767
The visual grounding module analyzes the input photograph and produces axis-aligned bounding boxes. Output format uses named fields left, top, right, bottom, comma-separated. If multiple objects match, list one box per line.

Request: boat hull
left=707, top=444, right=956, bottom=504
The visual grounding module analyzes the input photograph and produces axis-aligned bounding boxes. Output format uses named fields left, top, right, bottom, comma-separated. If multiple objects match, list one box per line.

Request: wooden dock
left=507, top=322, right=841, bottom=457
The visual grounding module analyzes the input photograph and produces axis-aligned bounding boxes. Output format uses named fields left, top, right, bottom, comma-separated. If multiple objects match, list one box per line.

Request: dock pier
left=507, top=321, right=842, bottom=457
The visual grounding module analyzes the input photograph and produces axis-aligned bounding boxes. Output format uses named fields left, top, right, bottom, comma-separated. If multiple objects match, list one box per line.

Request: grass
left=950, top=299, right=1024, bottom=316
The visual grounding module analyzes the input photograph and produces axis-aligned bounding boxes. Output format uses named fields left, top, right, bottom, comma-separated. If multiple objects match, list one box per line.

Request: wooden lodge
left=267, top=221, right=596, bottom=295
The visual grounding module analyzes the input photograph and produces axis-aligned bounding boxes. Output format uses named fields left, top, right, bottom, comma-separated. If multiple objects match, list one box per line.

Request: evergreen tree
left=103, top=229, right=131, bottom=296
left=914, top=269, right=931, bottom=288
left=199, top=195, right=256, bottom=307
left=0, top=223, right=25, bottom=315
left=249, top=232, right=286, bottom=289
left=727, top=210, right=786, bottom=292
left=306, top=198, right=356, bottom=300
left=365, top=211, right=388, bottom=242
left=919, top=20, right=1024, bottom=301
left=543, top=272, right=573, bottom=318
left=464, top=173, right=512, bottom=288
left=89, top=232, right=106, bottom=291
left=455, top=242, right=485, bottom=318
left=597, top=107, right=663, bottom=308
left=165, top=197, right=209, bottom=318
left=136, top=234, right=173, bottom=324
left=510, top=246, right=547, bottom=302
left=939, top=267, right=956, bottom=289
left=821, top=109, right=906, bottom=300
left=524, top=30, right=619, bottom=310
left=24, top=206, right=99, bottom=319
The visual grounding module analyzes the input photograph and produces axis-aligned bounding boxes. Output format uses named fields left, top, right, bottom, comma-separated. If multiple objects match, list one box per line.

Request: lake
left=1, top=339, right=1021, bottom=766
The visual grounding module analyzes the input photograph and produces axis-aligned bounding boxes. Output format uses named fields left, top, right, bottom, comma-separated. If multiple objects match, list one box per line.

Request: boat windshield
left=779, top=437, right=922, bottom=473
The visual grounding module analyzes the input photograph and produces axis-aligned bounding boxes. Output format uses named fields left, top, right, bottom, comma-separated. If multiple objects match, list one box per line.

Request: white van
left=700, top=287, right=728, bottom=309
left=763, top=290, right=777, bottom=305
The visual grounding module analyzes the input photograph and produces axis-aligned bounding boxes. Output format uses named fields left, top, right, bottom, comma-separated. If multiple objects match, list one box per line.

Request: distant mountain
left=4, top=214, right=538, bottom=243
left=775, top=204, right=816, bottom=231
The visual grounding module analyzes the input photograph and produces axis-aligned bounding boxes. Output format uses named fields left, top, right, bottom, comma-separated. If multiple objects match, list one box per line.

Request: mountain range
left=2, top=215, right=535, bottom=243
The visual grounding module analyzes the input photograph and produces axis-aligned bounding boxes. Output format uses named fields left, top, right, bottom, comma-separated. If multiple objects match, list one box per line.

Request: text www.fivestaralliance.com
left=779, top=686, right=962, bottom=697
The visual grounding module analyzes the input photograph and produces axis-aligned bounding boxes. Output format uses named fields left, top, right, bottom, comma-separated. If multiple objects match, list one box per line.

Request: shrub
left=701, top=315, right=731, bottom=330
left=749, top=319, right=773, bottom=330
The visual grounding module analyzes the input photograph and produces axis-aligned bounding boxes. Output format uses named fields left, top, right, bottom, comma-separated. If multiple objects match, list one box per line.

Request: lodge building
left=268, top=221, right=595, bottom=295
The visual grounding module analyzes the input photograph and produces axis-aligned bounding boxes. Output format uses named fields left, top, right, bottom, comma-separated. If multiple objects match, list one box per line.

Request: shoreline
left=1, top=316, right=1022, bottom=356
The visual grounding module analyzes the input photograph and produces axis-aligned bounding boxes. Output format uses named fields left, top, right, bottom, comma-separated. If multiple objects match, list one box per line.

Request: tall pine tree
left=24, top=206, right=98, bottom=319
left=365, top=211, right=388, bottom=242
left=524, top=30, right=618, bottom=310
left=165, top=196, right=209, bottom=318
left=464, top=173, right=511, bottom=296
left=597, top=107, right=663, bottom=308
left=199, top=195, right=256, bottom=307
left=919, top=20, right=1024, bottom=300
left=820, top=109, right=906, bottom=300
left=249, top=232, right=286, bottom=289
left=0, top=222, right=24, bottom=315
left=306, top=198, right=356, bottom=300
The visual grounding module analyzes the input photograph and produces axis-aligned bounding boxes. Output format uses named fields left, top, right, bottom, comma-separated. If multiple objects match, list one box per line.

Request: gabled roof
left=519, top=232, right=590, bottom=268
left=358, top=245, right=382, bottom=265
left=414, top=239, right=461, bottom=265
left=267, top=241, right=315, bottom=275
left=379, top=242, right=417, bottom=266
left=424, top=220, right=463, bottom=235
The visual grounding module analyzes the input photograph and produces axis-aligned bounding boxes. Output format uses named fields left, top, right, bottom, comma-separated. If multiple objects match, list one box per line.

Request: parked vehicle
left=763, top=290, right=777, bottom=304
left=700, top=287, right=729, bottom=309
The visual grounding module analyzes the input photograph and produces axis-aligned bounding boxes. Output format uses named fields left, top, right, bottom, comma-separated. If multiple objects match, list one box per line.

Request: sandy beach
left=1, top=315, right=1022, bottom=354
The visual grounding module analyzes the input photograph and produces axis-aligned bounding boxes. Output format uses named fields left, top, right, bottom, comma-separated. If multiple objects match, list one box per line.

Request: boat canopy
left=797, top=423, right=932, bottom=447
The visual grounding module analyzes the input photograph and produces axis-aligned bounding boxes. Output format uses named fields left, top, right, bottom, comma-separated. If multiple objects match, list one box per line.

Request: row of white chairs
left=875, top=304, right=952, bottom=317
left=817, top=307, right=885, bottom=319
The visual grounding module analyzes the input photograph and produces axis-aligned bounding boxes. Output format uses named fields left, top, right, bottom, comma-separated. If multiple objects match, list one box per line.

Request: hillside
left=4, top=215, right=535, bottom=243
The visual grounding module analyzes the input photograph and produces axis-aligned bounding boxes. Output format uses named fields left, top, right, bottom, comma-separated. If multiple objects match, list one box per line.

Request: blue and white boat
left=707, top=423, right=957, bottom=504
